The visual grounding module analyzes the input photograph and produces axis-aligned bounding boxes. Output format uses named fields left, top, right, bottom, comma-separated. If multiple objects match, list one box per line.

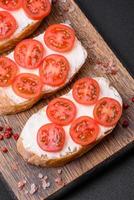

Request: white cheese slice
left=20, top=77, right=122, bottom=159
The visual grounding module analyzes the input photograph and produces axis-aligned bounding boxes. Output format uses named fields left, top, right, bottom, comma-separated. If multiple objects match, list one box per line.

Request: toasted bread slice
left=17, top=77, right=122, bottom=167
left=0, top=24, right=87, bottom=115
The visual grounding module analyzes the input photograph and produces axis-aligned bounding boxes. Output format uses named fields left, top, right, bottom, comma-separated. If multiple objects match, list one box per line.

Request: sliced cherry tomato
left=37, top=123, right=65, bottom=152
left=44, top=24, right=75, bottom=52
left=0, top=56, right=18, bottom=87
left=70, top=116, right=99, bottom=146
left=22, top=0, right=51, bottom=20
left=12, top=73, right=42, bottom=99
left=0, top=0, right=22, bottom=11
left=39, top=54, right=69, bottom=86
left=46, top=97, right=76, bottom=126
left=14, top=39, right=44, bottom=69
left=93, top=97, right=122, bottom=127
left=0, top=11, right=17, bottom=40
left=72, top=77, right=100, bottom=105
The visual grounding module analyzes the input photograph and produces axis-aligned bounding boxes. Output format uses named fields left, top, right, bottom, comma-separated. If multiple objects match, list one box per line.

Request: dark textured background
left=1, top=0, right=134, bottom=199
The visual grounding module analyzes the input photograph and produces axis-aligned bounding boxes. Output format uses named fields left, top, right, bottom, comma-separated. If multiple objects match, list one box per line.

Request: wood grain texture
left=0, top=0, right=134, bottom=199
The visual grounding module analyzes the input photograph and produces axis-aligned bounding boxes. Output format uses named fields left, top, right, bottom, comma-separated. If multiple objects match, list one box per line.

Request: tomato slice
left=12, top=73, right=42, bottom=99
left=37, top=123, right=65, bottom=152
left=72, top=77, right=100, bottom=105
left=0, top=56, right=18, bottom=87
left=70, top=116, right=99, bottom=146
left=22, top=0, right=51, bottom=20
left=46, top=98, right=76, bottom=126
left=39, top=54, right=70, bottom=86
left=44, top=24, right=75, bottom=52
left=0, top=11, right=17, bottom=40
left=14, top=39, right=44, bottom=69
left=93, top=97, right=122, bottom=127
left=0, top=0, right=22, bottom=11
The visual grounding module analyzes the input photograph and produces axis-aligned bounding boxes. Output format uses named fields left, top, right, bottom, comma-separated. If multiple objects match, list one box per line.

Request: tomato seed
left=122, top=119, right=129, bottom=128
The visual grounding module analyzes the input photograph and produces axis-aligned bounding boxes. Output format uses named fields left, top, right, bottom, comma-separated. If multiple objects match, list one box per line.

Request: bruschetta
left=0, top=23, right=87, bottom=115
left=0, top=0, right=52, bottom=53
left=17, top=77, right=123, bottom=167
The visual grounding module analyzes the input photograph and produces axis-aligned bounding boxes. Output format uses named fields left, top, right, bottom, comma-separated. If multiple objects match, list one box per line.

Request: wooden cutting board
left=0, top=1, right=134, bottom=199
